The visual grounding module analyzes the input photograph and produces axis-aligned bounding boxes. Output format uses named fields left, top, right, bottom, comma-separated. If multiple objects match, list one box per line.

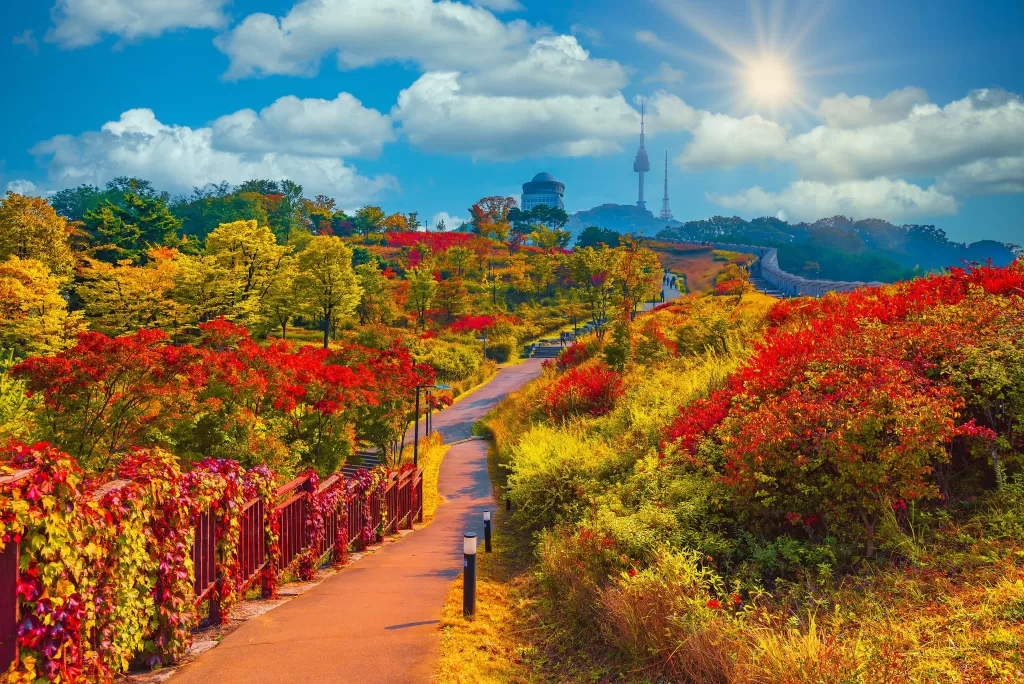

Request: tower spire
left=659, top=150, right=673, bottom=221
left=633, top=99, right=650, bottom=210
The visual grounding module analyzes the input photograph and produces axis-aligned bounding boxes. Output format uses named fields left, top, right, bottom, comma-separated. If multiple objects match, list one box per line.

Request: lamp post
left=414, top=383, right=451, bottom=467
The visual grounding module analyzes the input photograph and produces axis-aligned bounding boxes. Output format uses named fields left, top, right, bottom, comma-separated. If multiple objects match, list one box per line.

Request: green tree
left=576, top=225, right=621, bottom=249
left=296, top=236, right=362, bottom=348
left=83, top=181, right=182, bottom=262
left=262, top=256, right=301, bottom=339
left=355, top=259, right=398, bottom=325
left=355, top=206, right=385, bottom=237
left=406, top=265, right=437, bottom=330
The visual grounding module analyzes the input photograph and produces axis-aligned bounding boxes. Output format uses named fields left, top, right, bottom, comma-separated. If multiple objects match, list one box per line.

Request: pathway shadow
left=384, top=620, right=440, bottom=630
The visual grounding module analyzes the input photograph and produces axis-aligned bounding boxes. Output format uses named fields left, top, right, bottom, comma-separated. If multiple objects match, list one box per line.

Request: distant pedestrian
left=660, top=290, right=665, bottom=302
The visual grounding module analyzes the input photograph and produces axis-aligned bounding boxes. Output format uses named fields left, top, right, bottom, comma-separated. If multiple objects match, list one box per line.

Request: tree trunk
left=991, top=444, right=1005, bottom=490
left=322, top=312, right=331, bottom=349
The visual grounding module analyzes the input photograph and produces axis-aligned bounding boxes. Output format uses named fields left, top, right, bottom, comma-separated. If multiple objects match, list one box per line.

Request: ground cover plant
left=467, top=262, right=1024, bottom=682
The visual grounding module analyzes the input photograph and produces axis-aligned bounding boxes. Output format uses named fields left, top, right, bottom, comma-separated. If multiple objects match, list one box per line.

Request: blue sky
left=2, top=0, right=1023, bottom=244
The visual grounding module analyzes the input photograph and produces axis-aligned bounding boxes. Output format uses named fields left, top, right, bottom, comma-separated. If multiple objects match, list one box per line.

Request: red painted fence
left=1, top=464, right=424, bottom=672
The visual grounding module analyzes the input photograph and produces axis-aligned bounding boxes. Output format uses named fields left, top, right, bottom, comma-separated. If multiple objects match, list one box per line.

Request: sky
left=2, top=0, right=1023, bottom=244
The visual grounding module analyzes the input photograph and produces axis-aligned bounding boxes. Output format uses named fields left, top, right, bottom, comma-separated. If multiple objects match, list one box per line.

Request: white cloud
left=643, top=62, right=685, bottom=85
left=709, top=178, right=958, bottom=223
left=938, top=156, right=1024, bottom=196
left=211, top=93, right=395, bottom=159
left=6, top=180, right=39, bottom=196
left=681, top=113, right=788, bottom=168
left=570, top=24, right=602, bottom=45
left=789, top=89, right=1024, bottom=182
left=46, top=0, right=228, bottom=48
left=460, top=35, right=627, bottom=98
left=29, top=109, right=396, bottom=205
left=473, top=0, right=524, bottom=10
left=817, top=87, right=929, bottom=129
left=392, top=71, right=639, bottom=160
left=215, top=0, right=535, bottom=79
left=430, top=212, right=469, bottom=230
left=13, top=30, right=39, bottom=55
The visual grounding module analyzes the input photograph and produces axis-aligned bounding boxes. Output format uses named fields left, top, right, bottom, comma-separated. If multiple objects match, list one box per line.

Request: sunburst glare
left=650, top=0, right=852, bottom=122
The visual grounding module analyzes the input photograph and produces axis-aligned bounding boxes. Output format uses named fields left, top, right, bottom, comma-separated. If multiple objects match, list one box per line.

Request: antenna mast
left=659, top=151, right=673, bottom=220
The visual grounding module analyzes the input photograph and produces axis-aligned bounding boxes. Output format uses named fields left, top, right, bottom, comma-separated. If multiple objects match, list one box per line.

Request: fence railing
left=1, top=462, right=424, bottom=672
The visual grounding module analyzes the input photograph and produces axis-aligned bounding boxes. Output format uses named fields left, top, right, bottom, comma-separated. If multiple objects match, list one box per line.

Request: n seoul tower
left=633, top=101, right=651, bottom=209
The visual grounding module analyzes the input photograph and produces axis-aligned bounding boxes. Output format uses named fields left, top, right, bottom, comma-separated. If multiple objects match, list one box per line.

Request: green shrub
left=485, top=335, right=517, bottom=363
left=507, top=425, right=612, bottom=531
left=416, top=339, right=481, bottom=383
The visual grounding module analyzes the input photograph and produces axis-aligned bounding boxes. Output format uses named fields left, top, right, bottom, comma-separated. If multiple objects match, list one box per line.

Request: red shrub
left=545, top=362, right=623, bottom=422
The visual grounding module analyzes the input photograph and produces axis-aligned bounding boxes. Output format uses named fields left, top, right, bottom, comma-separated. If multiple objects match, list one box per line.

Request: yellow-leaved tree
left=205, top=220, right=289, bottom=331
left=0, top=192, right=76, bottom=285
left=78, top=247, right=184, bottom=336
left=0, top=256, right=85, bottom=356
left=296, top=236, right=362, bottom=348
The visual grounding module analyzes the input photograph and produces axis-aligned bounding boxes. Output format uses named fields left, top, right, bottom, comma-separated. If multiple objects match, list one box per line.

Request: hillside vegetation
left=469, top=262, right=1024, bottom=682
left=658, top=215, right=1017, bottom=284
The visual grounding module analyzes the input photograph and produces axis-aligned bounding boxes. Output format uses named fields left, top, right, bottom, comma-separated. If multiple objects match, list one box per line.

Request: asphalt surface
left=170, top=359, right=546, bottom=684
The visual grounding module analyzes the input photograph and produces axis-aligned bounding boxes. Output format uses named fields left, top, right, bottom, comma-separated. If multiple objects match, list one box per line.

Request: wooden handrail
left=0, top=469, right=34, bottom=486
left=275, top=474, right=310, bottom=499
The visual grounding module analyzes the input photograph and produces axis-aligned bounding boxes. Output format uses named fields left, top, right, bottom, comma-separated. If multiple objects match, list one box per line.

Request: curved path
left=171, top=360, right=545, bottom=684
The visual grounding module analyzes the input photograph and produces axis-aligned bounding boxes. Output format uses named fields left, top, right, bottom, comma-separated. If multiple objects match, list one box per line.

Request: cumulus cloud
left=6, top=180, right=39, bottom=195
left=681, top=113, right=788, bottom=168
left=46, top=0, right=228, bottom=48
left=938, top=156, right=1024, bottom=196
left=472, top=0, right=523, bottom=10
left=789, top=89, right=1024, bottom=182
left=29, top=109, right=396, bottom=204
left=643, top=62, right=685, bottom=85
left=430, top=212, right=469, bottom=230
left=211, top=93, right=395, bottom=159
left=214, top=0, right=535, bottom=79
left=709, top=178, right=959, bottom=223
left=816, top=87, right=930, bottom=129
left=392, top=71, right=639, bottom=160
left=460, top=35, right=627, bottom=98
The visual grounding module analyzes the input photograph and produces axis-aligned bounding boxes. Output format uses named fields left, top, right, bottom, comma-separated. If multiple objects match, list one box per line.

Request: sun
left=745, top=57, right=793, bottom=106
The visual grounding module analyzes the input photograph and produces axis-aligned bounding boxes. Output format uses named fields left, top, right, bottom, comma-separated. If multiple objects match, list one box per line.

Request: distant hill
left=566, top=204, right=681, bottom=238
left=566, top=206, right=1017, bottom=283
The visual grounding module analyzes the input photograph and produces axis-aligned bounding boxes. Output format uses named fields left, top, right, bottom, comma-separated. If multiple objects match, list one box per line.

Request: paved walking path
left=171, top=360, right=545, bottom=684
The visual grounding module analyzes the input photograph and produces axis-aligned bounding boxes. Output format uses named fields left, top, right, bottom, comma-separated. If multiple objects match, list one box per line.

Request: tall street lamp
left=414, top=383, right=451, bottom=467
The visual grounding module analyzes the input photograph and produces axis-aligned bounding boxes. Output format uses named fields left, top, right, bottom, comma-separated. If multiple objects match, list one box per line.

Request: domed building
left=520, top=172, right=565, bottom=211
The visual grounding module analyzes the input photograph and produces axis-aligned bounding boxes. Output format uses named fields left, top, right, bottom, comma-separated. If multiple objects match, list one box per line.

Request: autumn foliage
left=663, top=261, right=1023, bottom=554
left=544, top=362, right=624, bottom=422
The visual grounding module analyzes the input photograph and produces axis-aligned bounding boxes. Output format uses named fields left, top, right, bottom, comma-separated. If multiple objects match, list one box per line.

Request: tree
left=406, top=266, right=437, bottom=330
left=614, top=235, right=662, bottom=317
left=437, top=276, right=470, bottom=322
left=576, top=226, right=621, bottom=249
left=355, top=259, right=398, bottom=325
left=171, top=252, right=231, bottom=324
left=529, top=224, right=572, bottom=252
left=355, top=206, right=385, bottom=237
left=78, top=248, right=184, bottom=337
left=0, top=256, right=85, bottom=357
left=83, top=181, right=183, bottom=262
left=50, top=184, right=108, bottom=222
left=0, top=192, right=76, bottom=284
left=296, top=236, right=362, bottom=348
left=205, top=220, right=289, bottom=328
left=565, top=246, right=618, bottom=336
left=300, top=195, right=338, bottom=234
left=434, top=218, right=447, bottom=232
left=382, top=212, right=411, bottom=233
left=445, top=246, right=473, bottom=278
left=469, top=196, right=515, bottom=247
left=262, top=256, right=301, bottom=339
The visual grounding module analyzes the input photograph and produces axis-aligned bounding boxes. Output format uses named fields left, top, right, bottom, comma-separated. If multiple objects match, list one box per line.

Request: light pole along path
left=170, top=281, right=685, bottom=684
left=170, top=359, right=547, bottom=684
